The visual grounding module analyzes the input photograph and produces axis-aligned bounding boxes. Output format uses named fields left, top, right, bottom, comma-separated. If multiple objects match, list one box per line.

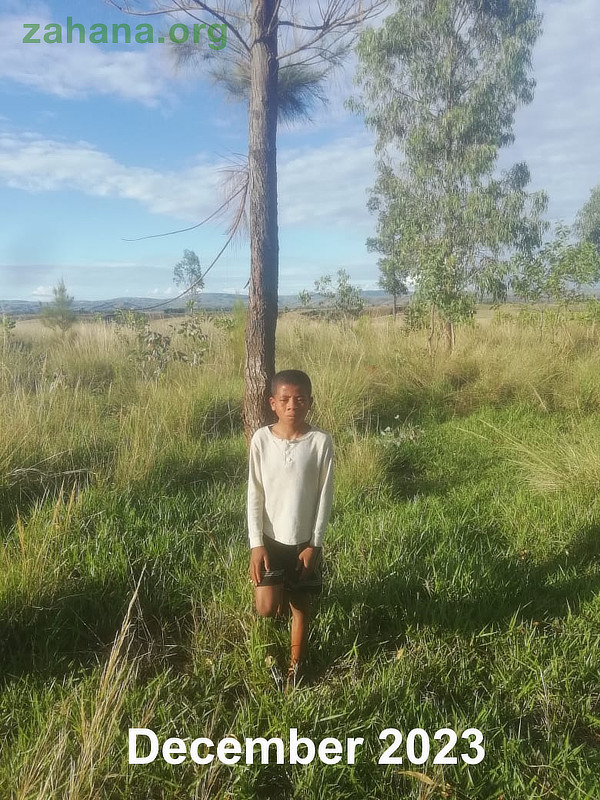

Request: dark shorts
left=256, top=536, right=323, bottom=595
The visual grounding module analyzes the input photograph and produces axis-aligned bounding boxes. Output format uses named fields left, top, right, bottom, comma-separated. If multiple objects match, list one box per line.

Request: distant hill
left=0, top=290, right=395, bottom=316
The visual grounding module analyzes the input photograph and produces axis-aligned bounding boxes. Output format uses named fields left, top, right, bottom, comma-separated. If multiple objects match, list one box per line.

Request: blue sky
left=1, top=0, right=599, bottom=302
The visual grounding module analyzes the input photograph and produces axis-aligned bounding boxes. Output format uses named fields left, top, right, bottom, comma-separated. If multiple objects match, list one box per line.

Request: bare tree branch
left=105, top=0, right=251, bottom=53
left=121, top=180, right=248, bottom=241
left=278, top=1, right=386, bottom=33
left=107, top=0, right=386, bottom=62
left=186, top=0, right=251, bottom=51
left=172, top=0, right=250, bottom=60
left=134, top=183, right=249, bottom=311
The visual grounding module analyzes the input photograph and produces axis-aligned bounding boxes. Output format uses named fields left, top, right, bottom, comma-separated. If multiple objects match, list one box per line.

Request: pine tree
left=40, top=279, right=76, bottom=334
left=110, top=0, right=386, bottom=437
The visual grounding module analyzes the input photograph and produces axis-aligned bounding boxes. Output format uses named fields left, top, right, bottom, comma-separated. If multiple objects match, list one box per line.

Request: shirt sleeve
left=310, top=434, right=334, bottom=547
left=247, top=433, right=265, bottom=548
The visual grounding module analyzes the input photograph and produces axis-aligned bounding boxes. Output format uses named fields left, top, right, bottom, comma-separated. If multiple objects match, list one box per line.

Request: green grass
left=0, top=315, right=599, bottom=799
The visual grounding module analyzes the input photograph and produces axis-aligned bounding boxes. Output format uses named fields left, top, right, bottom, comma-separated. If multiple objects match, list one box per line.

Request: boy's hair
left=271, top=370, right=312, bottom=397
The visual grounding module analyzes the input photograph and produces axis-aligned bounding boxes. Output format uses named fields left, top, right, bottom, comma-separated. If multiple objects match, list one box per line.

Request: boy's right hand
left=249, top=546, right=270, bottom=586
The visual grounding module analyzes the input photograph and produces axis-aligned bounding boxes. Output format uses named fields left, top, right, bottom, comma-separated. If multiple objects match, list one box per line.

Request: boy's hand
left=297, top=546, right=321, bottom=580
left=250, top=546, right=270, bottom=586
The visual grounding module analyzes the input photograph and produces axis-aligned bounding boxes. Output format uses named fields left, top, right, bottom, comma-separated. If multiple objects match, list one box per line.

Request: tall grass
left=1, top=312, right=599, bottom=798
left=488, top=415, right=600, bottom=493
left=14, top=576, right=142, bottom=800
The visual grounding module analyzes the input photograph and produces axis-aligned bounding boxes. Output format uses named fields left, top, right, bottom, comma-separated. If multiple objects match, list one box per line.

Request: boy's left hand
left=297, top=546, right=321, bottom=579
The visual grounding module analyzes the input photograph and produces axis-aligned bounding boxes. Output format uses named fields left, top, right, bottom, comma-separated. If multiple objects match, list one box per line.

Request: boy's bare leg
left=288, top=592, right=311, bottom=668
left=254, top=584, right=283, bottom=618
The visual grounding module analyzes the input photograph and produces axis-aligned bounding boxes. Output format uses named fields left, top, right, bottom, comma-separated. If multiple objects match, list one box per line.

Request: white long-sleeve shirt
left=247, top=425, right=334, bottom=548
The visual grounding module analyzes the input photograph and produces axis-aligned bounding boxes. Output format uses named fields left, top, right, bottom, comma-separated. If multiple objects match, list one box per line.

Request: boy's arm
left=247, top=434, right=265, bottom=549
left=309, top=435, right=334, bottom=548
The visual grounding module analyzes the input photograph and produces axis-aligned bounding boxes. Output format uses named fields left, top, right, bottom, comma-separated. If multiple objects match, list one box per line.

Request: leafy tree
left=511, top=222, right=600, bottom=305
left=378, top=263, right=408, bottom=319
left=298, top=289, right=312, bottom=308
left=173, top=249, right=204, bottom=311
left=113, top=308, right=148, bottom=331
left=303, top=270, right=364, bottom=319
left=575, top=185, right=600, bottom=253
left=350, top=0, right=548, bottom=352
left=334, top=269, right=364, bottom=318
left=367, top=181, right=410, bottom=317
left=40, top=279, right=76, bottom=334
left=110, top=0, right=386, bottom=438
left=313, top=274, right=336, bottom=307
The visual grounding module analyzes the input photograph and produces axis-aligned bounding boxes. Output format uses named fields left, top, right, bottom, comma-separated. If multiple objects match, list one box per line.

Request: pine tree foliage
left=40, top=279, right=76, bottom=334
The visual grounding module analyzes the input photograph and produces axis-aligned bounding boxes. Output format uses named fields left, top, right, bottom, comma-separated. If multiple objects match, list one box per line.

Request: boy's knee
left=256, top=603, right=278, bottom=618
left=255, top=590, right=281, bottom=618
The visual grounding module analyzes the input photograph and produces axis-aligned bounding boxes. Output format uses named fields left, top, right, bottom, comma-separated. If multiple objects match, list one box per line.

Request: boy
left=247, top=369, right=334, bottom=689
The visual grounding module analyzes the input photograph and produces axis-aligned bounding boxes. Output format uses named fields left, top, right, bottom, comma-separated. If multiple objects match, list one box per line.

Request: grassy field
left=1, top=311, right=599, bottom=799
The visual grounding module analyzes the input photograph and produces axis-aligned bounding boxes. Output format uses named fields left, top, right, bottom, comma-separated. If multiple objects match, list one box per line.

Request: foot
left=284, top=662, right=303, bottom=692
left=270, top=663, right=284, bottom=691
left=265, top=655, right=284, bottom=691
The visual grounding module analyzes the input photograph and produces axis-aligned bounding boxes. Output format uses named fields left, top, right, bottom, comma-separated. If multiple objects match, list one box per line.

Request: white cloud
left=0, top=9, right=180, bottom=105
left=31, top=285, right=53, bottom=297
left=0, top=128, right=376, bottom=229
left=279, top=134, right=376, bottom=228
left=220, top=286, right=248, bottom=295
left=493, top=0, right=600, bottom=223
left=0, top=131, right=223, bottom=219
left=147, top=286, right=175, bottom=296
left=355, top=280, right=379, bottom=290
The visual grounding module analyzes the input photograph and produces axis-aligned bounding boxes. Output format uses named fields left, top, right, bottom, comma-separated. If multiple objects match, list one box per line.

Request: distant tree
left=350, top=0, right=548, bottom=353
left=304, top=270, right=364, bottom=318
left=1, top=313, right=16, bottom=351
left=173, top=249, right=204, bottom=311
left=511, top=222, right=600, bottom=305
left=298, top=289, right=312, bottom=308
left=334, top=269, right=364, bottom=318
left=40, top=279, right=76, bottom=334
left=367, top=174, right=410, bottom=318
left=575, top=185, right=600, bottom=253
left=313, top=274, right=336, bottom=307
left=378, top=263, right=408, bottom=319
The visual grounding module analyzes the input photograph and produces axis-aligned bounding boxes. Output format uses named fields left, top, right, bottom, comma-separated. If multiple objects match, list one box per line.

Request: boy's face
left=269, top=383, right=312, bottom=425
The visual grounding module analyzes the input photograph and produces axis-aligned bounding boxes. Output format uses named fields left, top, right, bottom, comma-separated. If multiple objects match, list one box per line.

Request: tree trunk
left=443, top=319, right=455, bottom=353
left=427, top=303, right=436, bottom=357
left=392, top=292, right=397, bottom=319
left=243, top=0, right=279, bottom=441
